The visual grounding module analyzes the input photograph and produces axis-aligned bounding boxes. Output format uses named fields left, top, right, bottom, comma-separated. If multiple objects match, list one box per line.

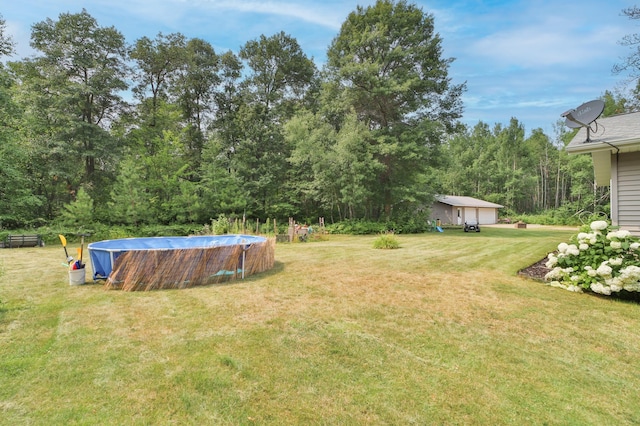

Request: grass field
left=2, top=227, right=640, bottom=424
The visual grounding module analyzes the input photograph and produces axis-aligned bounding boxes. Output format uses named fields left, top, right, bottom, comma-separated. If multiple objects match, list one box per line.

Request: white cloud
left=469, top=23, right=627, bottom=69
left=202, top=0, right=348, bottom=29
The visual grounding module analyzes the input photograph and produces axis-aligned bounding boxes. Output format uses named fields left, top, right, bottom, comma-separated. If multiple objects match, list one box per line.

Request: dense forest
left=0, top=1, right=638, bottom=233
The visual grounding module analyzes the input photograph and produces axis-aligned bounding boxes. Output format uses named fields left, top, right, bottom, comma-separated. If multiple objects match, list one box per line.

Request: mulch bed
left=518, top=257, right=550, bottom=282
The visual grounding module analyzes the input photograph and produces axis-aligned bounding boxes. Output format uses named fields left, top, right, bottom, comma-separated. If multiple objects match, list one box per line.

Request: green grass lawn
left=2, top=227, right=640, bottom=424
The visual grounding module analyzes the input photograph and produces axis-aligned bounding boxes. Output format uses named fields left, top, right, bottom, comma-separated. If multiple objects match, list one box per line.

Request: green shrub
left=58, top=187, right=94, bottom=228
left=384, top=210, right=432, bottom=234
left=32, top=223, right=204, bottom=245
left=372, top=233, right=399, bottom=249
left=211, top=214, right=230, bottom=235
left=325, top=212, right=433, bottom=235
left=137, top=224, right=201, bottom=237
left=508, top=205, right=611, bottom=227
left=545, top=220, right=640, bottom=296
left=326, top=220, right=388, bottom=235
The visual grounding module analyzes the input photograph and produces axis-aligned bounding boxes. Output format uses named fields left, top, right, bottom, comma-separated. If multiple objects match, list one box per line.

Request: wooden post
left=288, top=217, right=295, bottom=242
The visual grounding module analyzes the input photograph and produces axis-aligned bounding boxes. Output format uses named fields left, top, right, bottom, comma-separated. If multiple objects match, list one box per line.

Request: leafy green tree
left=211, top=50, right=244, bottom=131
left=124, top=33, right=192, bottom=222
left=566, top=153, right=604, bottom=215
left=285, top=109, right=381, bottom=221
left=333, top=113, right=383, bottom=219
left=559, top=118, right=609, bottom=219
left=205, top=50, right=244, bottom=168
left=58, top=186, right=94, bottom=228
left=128, top=34, right=235, bottom=222
left=29, top=9, right=128, bottom=178
left=602, top=90, right=628, bottom=116
left=285, top=110, right=337, bottom=219
left=0, top=6, right=611, bottom=229
left=196, top=50, right=246, bottom=220
left=326, top=0, right=465, bottom=219
left=439, top=110, right=613, bottom=221
left=199, top=138, right=249, bottom=220
left=240, top=31, right=316, bottom=116
left=525, top=128, right=560, bottom=211
left=129, top=32, right=187, bottom=128
left=613, top=6, right=640, bottom=79
left=13, top=9, right=127, bottom=217
left=0, top=65, right=42, bottom=227
left=170, top=38, right=221, bottom=167
left=109, top=129, right=195, bottom=226
left=7, top=64, right=69, bottom=220
left=613, top=7, right=640, bottom=113
left=0, top=14, right=15, bottom=57
left=439, top=122, right=495, bottom=197
left=230, top=32, right=317, bottom=217
left=108, top=156, right=151, bottom=226
left=112, top=102, right=193, bottom=225
left=490, top=118, right=539, bottom=211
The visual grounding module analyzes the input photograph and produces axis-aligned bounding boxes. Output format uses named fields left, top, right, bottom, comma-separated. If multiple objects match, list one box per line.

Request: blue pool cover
left=88, top=235, right=266, bottom=280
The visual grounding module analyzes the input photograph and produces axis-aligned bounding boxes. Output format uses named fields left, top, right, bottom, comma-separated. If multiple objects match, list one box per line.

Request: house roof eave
left=566, top=137, right=640, bottom=155
left=435, top=195, right=504, bottom=209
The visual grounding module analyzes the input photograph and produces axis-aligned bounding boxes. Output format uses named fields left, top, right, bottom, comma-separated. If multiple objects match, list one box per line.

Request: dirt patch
left=518, top=257, right=550, bottom=282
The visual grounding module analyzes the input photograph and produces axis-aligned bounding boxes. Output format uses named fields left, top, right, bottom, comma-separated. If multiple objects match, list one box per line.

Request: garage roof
left=436, top=195, right=504, bottom=208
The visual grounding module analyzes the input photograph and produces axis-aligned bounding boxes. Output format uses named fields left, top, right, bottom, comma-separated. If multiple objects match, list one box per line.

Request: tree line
left=0, top=1, right=636, bottom=231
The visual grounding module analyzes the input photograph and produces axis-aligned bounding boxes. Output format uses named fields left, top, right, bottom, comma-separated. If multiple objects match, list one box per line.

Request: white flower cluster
left=607, top=229, right=631, bottom=240
left=545, top=253, right=558, bottom=269
left=597, top=265, right=640, bottom=294
left=544, top=220, right=640, bottom=296
left=545, top=242, right=580, bottom=269
left=605, top=229, right=632, bottom=250
left=547, top=279, right=583, bottom=293
left=545, top=263, right=583, bottom=292
left=576, top=232, right=597, bottom=246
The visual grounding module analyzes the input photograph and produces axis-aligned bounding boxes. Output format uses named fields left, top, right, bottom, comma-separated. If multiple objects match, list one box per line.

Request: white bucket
left=69, top=268, right=86, bottom=286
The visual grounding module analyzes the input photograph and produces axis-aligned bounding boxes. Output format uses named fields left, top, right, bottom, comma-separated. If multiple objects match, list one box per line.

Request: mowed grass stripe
left=2, top=228, right=640, bottom=424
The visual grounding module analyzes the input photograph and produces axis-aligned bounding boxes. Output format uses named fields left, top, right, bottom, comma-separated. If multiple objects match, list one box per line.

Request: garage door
left=478, top=208, right=496, bottom=224
left=464, top=208, right=476, bottom=223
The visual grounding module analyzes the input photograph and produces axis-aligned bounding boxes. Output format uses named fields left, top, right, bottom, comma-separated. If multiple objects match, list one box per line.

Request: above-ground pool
left=88, top=235, right=275, bottom=291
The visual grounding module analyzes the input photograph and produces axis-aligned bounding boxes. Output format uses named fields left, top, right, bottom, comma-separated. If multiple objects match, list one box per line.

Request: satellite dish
left=561, top=99, right=605, bottom=142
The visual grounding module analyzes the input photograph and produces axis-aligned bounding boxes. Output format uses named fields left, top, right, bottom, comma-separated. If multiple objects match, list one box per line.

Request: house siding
left=431, top=203, right=454, bottom=224
left=616, top=151, right=640, bottom=232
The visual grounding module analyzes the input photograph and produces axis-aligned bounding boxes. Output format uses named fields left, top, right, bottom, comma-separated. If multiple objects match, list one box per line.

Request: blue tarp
left=88, top=235, right=266, bottom=280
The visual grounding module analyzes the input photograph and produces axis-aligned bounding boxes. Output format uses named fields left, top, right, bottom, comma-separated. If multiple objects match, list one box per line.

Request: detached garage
left=431, top=195, right=504, bottom=225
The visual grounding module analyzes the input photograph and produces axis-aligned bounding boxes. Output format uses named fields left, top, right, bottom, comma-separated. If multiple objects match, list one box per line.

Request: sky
left=2, top=0, right=639, bottom=137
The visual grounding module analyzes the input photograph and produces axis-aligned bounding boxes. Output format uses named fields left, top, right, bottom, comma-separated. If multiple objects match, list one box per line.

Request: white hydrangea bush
left=545, top=221, right=640, bottom=295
